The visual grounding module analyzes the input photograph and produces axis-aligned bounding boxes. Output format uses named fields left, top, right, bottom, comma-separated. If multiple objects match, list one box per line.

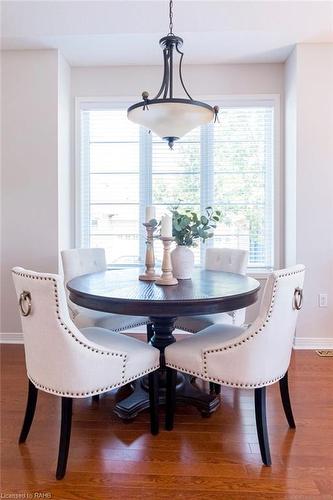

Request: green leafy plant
left=171, top=206, right=222, bottom=247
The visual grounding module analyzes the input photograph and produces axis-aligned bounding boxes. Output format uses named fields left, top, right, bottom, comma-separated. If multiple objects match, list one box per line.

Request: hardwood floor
left=1, top=340, right=333, bottom=499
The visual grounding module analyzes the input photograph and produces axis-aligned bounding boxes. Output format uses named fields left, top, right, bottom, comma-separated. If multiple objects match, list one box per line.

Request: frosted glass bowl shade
left=127, top=99, right=214, bottom=140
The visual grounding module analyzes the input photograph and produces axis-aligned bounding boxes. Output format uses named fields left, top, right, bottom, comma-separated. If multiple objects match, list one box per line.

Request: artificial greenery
left=171, top=206, right=222, bottom=247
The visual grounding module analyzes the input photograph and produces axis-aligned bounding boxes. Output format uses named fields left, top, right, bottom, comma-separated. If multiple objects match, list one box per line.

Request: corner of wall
left=284, top=47, right=297, bottom=267
left=58, top=52, right=73, bottom=266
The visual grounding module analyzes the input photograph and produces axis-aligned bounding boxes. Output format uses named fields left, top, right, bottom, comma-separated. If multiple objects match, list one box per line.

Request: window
left=79, top=109, right=141, bottom=264
left=77, top=98, right=278, bottom=269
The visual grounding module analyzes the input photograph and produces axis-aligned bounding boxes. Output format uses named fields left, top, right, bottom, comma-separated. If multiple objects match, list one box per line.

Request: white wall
left=1, top=49, right=72, bottom=334
left=72, top=63, right=284, bottom=97
left=1, top=50, right=59, bottom=333
left=285, top=44, right=333, bottom=344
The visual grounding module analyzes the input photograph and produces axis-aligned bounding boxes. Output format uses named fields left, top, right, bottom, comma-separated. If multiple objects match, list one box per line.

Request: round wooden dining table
left=67, top=267, right=260, bottom=419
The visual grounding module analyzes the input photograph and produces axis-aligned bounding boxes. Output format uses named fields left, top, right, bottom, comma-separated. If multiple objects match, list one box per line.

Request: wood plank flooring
left=1, top=341, right=333, bottom=499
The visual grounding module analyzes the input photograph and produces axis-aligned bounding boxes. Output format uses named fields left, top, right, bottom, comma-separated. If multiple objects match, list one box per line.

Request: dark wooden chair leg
left=279, top=371, right=296, bottom=428
left=92, top=394, right=100, bottom=403
left=165, top=367, right=177, bottom=431
left=56, top=397, right=73, bottom=480
left=254, top=387, right=272, bottom=466
left=148, top=371, right=159, bottom=435
left=209, top=382, right=221, bottom=395
left=147, top=323, right=154, bottom=343
left=19, top=379, right=38, bottom=444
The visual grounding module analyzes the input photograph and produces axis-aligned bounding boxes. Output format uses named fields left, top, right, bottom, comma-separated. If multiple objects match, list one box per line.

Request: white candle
left=145, top=206, right=156, bottom=223
left=161, top=214, right=173, bottom=237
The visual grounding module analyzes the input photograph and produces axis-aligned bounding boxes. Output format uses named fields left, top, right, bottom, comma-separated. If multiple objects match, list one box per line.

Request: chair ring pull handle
left=19, top=291, right=32, bottom=317
left=293, top=287, right=303, bottom=310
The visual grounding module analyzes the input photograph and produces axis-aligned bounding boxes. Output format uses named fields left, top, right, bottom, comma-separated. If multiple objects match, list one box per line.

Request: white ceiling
left=1, top=1, right=333, bottom=66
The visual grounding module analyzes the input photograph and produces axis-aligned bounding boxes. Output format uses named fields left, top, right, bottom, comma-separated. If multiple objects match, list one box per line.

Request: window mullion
left=264, top=108, right=274, bottom=268
left=80, top=110, right=91, bottom=248
left=139, top=127, right=152, bottom=263
left=200, top=124, right=214, bottom=265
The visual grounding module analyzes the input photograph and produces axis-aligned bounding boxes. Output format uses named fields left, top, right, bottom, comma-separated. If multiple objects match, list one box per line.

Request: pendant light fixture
left=127, top=0, right=219, bottom=149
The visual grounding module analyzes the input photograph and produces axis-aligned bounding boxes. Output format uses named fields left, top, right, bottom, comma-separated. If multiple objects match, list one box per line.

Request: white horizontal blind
left=80, top=109, right=142, bottom=265
left=79, top=101, right=275, bottom=269
left=151, top=128, right=201, bottom=263
left=203, top=107, right=274, bottom=267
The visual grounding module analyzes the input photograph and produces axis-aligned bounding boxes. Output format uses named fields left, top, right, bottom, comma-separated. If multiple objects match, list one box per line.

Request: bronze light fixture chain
left=169, top=0, right=174, bottom=35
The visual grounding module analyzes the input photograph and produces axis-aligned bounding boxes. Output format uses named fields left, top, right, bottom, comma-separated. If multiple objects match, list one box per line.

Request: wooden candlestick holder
left=155, top=237, right=178, bottom=286
left=139, top=223, right=159, bottom=281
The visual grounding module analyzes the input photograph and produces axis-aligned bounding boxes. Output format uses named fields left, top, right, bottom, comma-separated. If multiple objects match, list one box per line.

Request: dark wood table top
left=68, top=267, right=260, bottom=318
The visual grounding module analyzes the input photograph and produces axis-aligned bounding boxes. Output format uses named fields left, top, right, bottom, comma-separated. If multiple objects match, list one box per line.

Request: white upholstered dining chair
left=165, top=265, right=305, bottom=466
left=175, top=248, right=248, bottom=333
left=61, top=248, right=150, bottom=334
left=12, top=267, right=160, bottom=479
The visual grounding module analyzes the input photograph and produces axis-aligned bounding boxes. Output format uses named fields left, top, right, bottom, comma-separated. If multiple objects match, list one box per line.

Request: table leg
left=149, top=316, right=177, bottom=366
left=114, top=316, right=220, bottom=420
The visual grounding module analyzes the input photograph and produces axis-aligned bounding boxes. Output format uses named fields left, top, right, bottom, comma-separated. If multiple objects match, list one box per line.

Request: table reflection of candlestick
left=139, top=223, right=159, bottom=281
left=155, top=237, right=178, bottom=286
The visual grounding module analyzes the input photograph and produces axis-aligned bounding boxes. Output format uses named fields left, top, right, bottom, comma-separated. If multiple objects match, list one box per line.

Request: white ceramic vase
left=171, top=245, right=195, bottom=280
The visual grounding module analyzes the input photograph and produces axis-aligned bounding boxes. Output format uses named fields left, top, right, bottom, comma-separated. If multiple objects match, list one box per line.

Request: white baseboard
left=293, top=337, right=333, bottom=350
left=0, top=333, right=24, bottom=344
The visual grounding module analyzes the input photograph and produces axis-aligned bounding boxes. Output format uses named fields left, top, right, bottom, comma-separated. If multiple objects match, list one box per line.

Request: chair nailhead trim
left=114, top=320, right=149, bottom=332
left=174, top=325, right=197, bottom=334
left=165, top=363, right=283, bottom=388
left=166, top=363, right=203, bottom=378
left=13, top=269, right=159, bottom=396
left=27, top=364, right=160, bottom=397
left=167, top=268, right=304, bottom=388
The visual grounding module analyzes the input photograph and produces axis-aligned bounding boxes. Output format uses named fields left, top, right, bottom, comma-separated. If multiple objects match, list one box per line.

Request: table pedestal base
left=114, top=374, right=220, bottom=420
left=114, top=316, right=220, bottom=420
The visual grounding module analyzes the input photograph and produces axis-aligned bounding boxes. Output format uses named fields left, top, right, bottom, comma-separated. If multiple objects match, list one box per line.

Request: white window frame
left=75, top=94, right=281, bottom=275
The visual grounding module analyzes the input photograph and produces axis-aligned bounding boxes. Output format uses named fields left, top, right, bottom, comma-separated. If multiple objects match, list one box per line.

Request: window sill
left=107, top=264, right=272, bottom=279
left=247, top=269, right=272, bottom=279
